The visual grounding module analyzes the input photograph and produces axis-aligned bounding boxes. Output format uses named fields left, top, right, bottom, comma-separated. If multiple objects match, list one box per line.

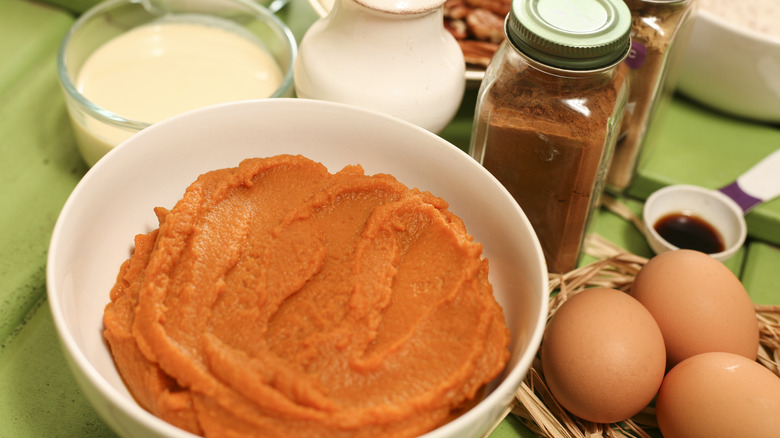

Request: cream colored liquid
left=74, top=19, right=284, bottom=165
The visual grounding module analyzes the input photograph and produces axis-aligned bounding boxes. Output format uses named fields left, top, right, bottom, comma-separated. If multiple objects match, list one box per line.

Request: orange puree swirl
left=103, top=155, right=510, bottom=437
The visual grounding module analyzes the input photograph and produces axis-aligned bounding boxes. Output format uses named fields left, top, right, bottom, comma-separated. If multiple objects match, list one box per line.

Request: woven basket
left=508, top=234, right=780, bottom=438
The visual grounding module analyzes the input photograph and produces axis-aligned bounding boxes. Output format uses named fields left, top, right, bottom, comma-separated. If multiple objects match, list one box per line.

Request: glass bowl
left=58, top=0, right=297, bottom=166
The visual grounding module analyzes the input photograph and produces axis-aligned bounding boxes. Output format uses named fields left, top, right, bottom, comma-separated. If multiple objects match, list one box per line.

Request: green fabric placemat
left=2, top=1, right=777, bottom=438
left=0, top=0, right=100, bottom=436
left=742, top=241, right=780, bottom=306
left=0, top=0, right=86, bottom=346
left=0, top=302, right=115, bottom=437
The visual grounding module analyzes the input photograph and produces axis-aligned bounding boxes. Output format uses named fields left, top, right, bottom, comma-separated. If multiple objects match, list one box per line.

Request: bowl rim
left=47, top=98, right=549, bottom=437
left=56, top=0, right=298, bottom=131
left=697, top=7, right=780, bottom=45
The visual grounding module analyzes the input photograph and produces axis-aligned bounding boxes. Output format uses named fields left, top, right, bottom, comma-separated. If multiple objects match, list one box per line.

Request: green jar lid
left=507, top=0, right=632, bottom=70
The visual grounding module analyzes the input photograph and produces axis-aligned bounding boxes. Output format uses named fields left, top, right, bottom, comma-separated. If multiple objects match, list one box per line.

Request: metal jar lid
left=507, top=0, right=632, bottom=70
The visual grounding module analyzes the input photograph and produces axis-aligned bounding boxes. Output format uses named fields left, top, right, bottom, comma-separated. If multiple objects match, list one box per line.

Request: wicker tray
left=507, top=234, right=780, bottom=438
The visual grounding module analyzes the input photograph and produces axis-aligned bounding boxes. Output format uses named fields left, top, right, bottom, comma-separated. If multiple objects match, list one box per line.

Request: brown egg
left=540, top=287, right=666, bottom=424
left=630, top=249, right=759, bottom=367
left=657, top=352, right=780, bottom=438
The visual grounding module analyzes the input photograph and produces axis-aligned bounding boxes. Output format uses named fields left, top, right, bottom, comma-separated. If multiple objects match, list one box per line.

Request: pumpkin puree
left=103, top=155, right=510, bottom=437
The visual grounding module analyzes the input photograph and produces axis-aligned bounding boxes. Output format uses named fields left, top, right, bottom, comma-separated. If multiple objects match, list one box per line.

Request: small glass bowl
left=58, top=0, right=297, bottom=166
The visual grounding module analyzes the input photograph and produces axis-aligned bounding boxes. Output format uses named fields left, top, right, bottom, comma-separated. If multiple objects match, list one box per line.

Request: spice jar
left=469, top=0, right=631, bottom=273
left=294, top=0, right=466, bottom=134
left=606, top=0, right=697, bottom=192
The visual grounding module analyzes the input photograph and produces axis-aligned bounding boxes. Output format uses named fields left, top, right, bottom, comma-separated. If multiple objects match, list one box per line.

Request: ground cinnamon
left=472, top=58, right=629, bottom=273
left=607, top=0, right=696, bottom=192
left=469, top=0, right=632, bottom=273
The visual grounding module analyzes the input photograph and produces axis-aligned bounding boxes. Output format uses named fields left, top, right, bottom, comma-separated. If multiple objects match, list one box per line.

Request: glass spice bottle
left=469, top=0, right=632, bottom=273
left=606, top=0, right=697, bottom=193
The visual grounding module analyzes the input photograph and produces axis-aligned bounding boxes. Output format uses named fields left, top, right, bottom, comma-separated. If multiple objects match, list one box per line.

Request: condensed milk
left=71, top=17, right=284, bottom=165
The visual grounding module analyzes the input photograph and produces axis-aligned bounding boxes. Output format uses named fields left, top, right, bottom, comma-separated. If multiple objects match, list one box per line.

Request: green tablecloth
left=1, top=0, right=778, bottom=436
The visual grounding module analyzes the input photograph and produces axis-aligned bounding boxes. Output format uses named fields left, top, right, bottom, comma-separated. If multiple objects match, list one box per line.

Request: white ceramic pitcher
left=294, top=0, right=466, bottom=134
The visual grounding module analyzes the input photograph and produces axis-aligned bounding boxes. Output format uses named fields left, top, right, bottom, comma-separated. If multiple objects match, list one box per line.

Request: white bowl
left=676, top=8, right=780, bottom=122
left=642, top=184, right=747, bottom=263
left=47, top=99, right=548, bottom=438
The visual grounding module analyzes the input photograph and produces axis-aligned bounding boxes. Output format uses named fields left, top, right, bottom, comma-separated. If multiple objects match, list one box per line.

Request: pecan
left=445, top=19, right=469, bottom=40
left=443, top=0, right=510, bottom=69
left=464, top=0, right=510, bottom=17
left=444, top=0, right=470, bottom=20
left=458, top=40, right=500, bottom=67
left=466, top=8, right=505, bottom=44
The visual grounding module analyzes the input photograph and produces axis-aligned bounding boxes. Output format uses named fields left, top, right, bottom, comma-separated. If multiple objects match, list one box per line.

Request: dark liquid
left=653, top=213, right=725, bottom=254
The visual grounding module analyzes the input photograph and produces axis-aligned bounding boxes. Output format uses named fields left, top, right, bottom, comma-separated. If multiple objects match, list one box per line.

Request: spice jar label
left=625, top=41, right=647, bottom=70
